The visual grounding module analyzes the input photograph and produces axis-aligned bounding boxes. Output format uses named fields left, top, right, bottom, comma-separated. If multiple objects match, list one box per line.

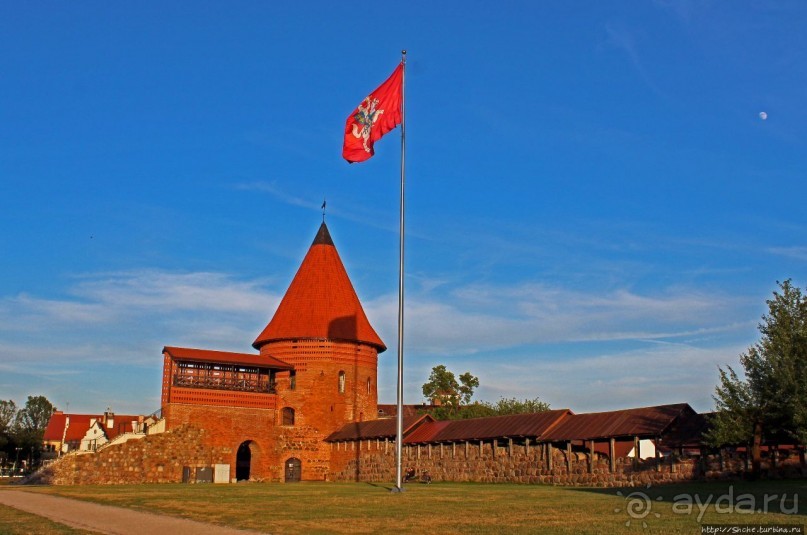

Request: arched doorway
left=285, top=457, right=301, bottom=482
left=236, top=441, right=253, bottom=481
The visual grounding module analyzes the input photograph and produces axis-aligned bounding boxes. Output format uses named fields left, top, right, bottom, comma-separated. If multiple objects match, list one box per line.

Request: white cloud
left=0, top=271, right=279, bottom=331
left=767, top=246, right=807, bottom=261
left=366, top=282, right=752, bottom=356
left=0, top=268, right=761, bottom=414
left=404, top=342, right=748, bottom=414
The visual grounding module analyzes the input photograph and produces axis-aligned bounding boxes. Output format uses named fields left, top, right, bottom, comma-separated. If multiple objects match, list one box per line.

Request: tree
left=422, top=365, right=479, bottom=417
left=708, top=280, right=807, bottom=473
left=442, top=397, right=552, bottom=420
left=14, top=396, right=55, bottom=433
left=13, top=395, right=55, bottom=454
left=421, top=365, right=551, bottom=420
left=489, top=397, right=551, bottom=415
left=0, top=400, right=17, bottom=450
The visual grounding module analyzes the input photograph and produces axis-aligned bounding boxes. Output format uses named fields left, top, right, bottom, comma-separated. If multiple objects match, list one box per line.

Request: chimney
left=104, top=408, right=114, bottom=429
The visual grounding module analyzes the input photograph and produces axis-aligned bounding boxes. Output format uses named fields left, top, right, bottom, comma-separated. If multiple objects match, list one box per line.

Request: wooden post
left=547, top=443, right=553, bottom=471
left=465, top=441, right=469, bottom=459
left=492, top=439, right=498, bottom=458
left=588, top=440, right=594, bottom=474
left=633, top=437, right=640, bottom=469
left=609, top=438, right=616, bottom=473
left=417, top=445, right=421, bottom=459
left=439, top=443, right=443, bottom=459
left=479, top=440, right=484, bottom=457
left=699, top=447, right=707, bottom=475
left=655, top=439, right=661, bottom=472
left=525, top=438, right=530, bottom=456
left=566, top=442, right=572, bottom=472
left=745, top=444, right=751, bottom=473
left=385, top=438, right=389, bottom=453
left=452, top=442, right=456, bottom=459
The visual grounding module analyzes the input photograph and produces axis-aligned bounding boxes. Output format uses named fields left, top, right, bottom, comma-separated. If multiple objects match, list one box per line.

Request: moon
left=759, top=112, right=768, bottom=120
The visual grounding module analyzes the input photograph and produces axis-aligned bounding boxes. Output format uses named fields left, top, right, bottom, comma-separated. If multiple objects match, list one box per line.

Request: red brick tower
left=254, top=222, right=386, bottom=480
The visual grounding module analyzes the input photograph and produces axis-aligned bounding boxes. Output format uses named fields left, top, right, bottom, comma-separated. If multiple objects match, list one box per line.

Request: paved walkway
left=0, top=490, right=264, bottom=535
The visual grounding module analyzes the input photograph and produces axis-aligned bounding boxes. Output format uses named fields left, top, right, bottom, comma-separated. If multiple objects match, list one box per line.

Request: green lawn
left=4, top=480, right=806, bottom=534
left=0, top=504, right=94, bottom=535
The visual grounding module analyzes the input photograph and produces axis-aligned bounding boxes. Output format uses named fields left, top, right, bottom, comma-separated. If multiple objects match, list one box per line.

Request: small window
left=338, top=371, right=346, bottom=394
left=282, top=407, right=295, bottom=426
left=289, top=370, right=296, bottom=391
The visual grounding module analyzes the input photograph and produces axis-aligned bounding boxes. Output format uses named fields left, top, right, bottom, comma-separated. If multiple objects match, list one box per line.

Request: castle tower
left=253, top=222, right=386, bottom=479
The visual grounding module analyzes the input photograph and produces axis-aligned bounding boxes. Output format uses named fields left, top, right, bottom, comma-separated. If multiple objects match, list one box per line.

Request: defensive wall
left=329, top=438, right=806, bottom=487
left=33, top=424, right=806, bottom=486
left=37, top=425, right=228, bottom=485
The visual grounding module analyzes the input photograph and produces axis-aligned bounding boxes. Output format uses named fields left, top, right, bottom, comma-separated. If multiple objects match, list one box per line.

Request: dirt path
left=0, top=490, right=264, bottom=535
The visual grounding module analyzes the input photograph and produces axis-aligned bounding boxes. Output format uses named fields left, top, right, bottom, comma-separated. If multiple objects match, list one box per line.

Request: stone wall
left=35, top=427, right=805, bottom=487
left=329, top=439, right=805, bottom=487
left=37, top=424, right=229, bottom=485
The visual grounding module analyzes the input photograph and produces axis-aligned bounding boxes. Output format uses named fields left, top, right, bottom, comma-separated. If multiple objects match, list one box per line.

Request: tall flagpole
left=393, top=49, right=407, bottom=493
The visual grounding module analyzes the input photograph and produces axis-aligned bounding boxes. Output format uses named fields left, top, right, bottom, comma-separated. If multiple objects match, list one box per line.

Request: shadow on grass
left=565, top=478, right=807, bottom=516
left=363, top=482, right=396, bottom=491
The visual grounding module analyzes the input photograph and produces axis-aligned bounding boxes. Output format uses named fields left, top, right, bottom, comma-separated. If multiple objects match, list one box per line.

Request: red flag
left=342, top=63, right=403, bottom=163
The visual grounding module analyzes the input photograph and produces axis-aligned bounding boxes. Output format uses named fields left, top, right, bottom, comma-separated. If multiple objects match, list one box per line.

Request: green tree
left=422, top=365, right=479, bottom=417
left=449, top=397, right=551, bottom=420
left=13, top=395, right=55, bottom=454
left=0, top=400, right=17, bottom=450
left=489, top=397, right=551, bottom=415
left=708, top=280, right=807, bottom=473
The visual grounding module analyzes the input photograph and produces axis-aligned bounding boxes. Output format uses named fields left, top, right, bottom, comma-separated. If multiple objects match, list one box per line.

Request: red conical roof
left=253, top=223, right=386, bottom=352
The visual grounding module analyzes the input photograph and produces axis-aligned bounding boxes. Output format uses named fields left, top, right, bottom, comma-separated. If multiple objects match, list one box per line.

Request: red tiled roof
left=253, top=223, right=386, bottom=352
left=44, top=412, right=92, bottom=442
left=163, top=346, right=293, bottom=370
left=325, top=404, right=708, bottom=446
left=325, top=415, right=432, bottom=441
left=540, top=403, right=693, bottom=442
left=403, top=410, right=573, bottom=444
left=43, top=412, right=143, bottom=442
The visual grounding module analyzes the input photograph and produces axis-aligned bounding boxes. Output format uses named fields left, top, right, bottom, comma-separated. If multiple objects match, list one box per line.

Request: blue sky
left=1, top=2, right=805, bottom=415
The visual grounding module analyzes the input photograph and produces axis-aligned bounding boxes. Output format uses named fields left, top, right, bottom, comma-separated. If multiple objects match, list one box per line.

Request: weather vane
left=321, top=198, right=326, bottom=222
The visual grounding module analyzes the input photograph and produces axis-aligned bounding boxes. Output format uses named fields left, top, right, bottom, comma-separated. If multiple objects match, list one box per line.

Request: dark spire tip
left=312, top=222, right=334, bottom=246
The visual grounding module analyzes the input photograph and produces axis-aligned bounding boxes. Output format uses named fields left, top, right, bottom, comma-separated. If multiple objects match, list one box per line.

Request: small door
left=285, top=457, right=301, bottom=482
left=236, top=441, right=252, bottom=481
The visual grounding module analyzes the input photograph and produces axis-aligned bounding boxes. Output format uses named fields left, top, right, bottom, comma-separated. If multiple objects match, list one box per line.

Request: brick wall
left=162, top=403, right=340, bottom=482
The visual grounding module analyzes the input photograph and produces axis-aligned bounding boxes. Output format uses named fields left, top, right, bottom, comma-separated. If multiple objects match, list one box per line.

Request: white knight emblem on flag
left=351, top=97, right=385, bottom=153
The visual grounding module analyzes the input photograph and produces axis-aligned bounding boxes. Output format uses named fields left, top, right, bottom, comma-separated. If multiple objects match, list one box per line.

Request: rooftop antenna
left=321, top=198, right=327, bottom=222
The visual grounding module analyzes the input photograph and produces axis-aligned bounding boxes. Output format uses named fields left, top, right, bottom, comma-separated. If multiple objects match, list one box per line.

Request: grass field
left=2, top=480, right=806, bottom=534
